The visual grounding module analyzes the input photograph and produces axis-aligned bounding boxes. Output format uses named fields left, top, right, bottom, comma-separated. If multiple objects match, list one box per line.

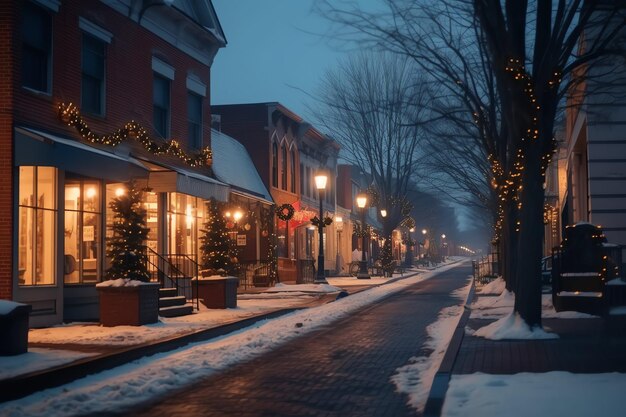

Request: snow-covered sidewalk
left=0, top=259, right=466, bottom=417
left=441, top=276, right=626, bottom=417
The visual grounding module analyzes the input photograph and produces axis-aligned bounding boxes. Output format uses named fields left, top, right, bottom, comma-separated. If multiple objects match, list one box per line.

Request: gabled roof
left=211, top=129, right=273, bottom=204
left=170, top=0, right=226, bottom=46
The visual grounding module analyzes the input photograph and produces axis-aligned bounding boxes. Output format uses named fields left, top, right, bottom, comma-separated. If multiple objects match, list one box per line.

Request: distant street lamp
left=380, top=209, right=387, bottom=218
left=335, top=216, right=343, bottom=274
left=314, top=174, right=328, bottom=284
left=356, top=193, right=370, bottom=279
left=405, top=227, right=415, bottom=267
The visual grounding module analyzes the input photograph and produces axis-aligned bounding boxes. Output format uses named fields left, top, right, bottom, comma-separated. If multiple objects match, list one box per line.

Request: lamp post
left=314, top=174, right=328, bottom=284
left=422, top=228, right=428, bottom=260
left=441, top=233, right=447, bottom=260
left=335, top=216, right=343, bottom=274
left=405, top=227, right=415, bottom=267
left=356, top=193, right=370, bottom=279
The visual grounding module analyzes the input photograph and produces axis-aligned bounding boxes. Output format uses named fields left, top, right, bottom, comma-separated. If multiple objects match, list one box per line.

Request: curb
left=0, top=308, right=299, bottom=403
left=423, top=276, right=476, bottom=417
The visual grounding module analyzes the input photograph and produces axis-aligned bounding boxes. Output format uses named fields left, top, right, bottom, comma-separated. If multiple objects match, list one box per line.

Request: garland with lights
left=105, top=181, right=150, bottom=282
left=352, top=223, right=371, bottom=238
left=275, top=203, right=295, bottom=221
left=264, top=205, right=278, bottom=282
left=58, top=102, right=213, bottom=167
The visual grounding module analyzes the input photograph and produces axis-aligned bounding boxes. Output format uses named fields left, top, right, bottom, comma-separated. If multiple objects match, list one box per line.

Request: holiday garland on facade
left=200, top=199, right=239, bottom=276
left=58, top=102, right=212, bottom=167
left=106, top=182, right=150, bottom=282
left=263, top=205, right=278, bottom=282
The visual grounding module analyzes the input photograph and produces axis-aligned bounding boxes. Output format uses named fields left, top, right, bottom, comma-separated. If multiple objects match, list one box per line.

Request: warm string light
left=58, top=102, right=213, bottom=167
left=489, top=58, right=561, bottom=239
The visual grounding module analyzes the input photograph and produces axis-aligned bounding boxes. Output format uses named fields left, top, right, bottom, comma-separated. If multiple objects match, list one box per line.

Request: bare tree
left=313, top=52, right=429, bottom=272
left=473, top=0, right=626, bottom=327
left=316, top=0, right=626, bottom=328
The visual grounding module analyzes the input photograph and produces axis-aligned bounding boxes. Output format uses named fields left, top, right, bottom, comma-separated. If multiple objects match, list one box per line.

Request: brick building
left=213, top=103, right=341, bottom=281
left=1, top=0, right=231, bottom=326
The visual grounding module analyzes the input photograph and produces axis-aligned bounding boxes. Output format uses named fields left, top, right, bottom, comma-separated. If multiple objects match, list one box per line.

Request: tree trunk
left=514, top=144, right=545, bottom=328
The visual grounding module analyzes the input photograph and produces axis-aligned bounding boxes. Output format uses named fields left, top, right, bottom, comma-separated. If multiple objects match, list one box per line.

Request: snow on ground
left=470, top=289, right=596, bottom=320
left=265, top=283, right=342, bottom=293
left=472, top=312, right=558, bottom=340
left=390, top=277, right=472, bottom=413
left=442, top=372, right=626, bottom=417
left=0, top=349, right=95, bottom=380
left=0, top=261, right=466, bottom=417
left=477, top=277, right=505, bottom=295
left=28, top=297, right=312, bottom=347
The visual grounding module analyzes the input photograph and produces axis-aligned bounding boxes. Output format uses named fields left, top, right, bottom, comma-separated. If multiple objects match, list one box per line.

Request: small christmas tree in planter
left=96, top=182, right=159, bottom=326
left=195, top=198, right=240, bottom=308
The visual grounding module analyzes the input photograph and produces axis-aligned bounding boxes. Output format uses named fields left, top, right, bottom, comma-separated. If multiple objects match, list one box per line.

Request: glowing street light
left=314, top=173, right=328, bottom=284
left=356, top=193, right=370, bottom=279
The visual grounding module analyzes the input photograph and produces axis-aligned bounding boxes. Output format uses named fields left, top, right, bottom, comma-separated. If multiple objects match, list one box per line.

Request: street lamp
left=356, top=193, right=370, bottom=279
left=405, top=227, right=415, bottom=267
left=380, top=209, right=387, bottom=218
left=314, top=173, right=328, bottom=284
left=335, top=216, right=343, bottom=274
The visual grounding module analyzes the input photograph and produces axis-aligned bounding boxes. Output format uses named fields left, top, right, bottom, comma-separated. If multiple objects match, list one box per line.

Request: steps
left=158, top=288, right=194, bottom=318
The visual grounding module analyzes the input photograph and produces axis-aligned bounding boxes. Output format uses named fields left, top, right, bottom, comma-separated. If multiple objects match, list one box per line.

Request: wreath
left=276, top=203, right=295, bottom=221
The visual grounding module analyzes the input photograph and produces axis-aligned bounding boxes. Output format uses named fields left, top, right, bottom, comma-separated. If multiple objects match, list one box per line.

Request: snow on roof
left=211, top=129, right=273, bottom=203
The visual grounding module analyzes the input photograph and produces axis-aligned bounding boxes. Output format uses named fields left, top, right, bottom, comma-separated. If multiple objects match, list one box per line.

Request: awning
left=211, top=128, right=273, bottom=204
left=147, top=166, right=230, bottom=202
left=15, top=127, right=148, bottom=182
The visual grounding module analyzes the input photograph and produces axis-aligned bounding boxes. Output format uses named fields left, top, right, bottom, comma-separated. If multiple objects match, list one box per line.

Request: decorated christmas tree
left=381, top=238, right=395, bottom=277
left=106, top=182, right=150, bottom=282
left=200, top=199, right=239, bottom=276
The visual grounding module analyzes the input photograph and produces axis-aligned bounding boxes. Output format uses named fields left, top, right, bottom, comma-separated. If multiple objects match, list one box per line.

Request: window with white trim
left=153, top=74, right=170, bottom=137
left=188, top=92, right=202, bottom=150
left=21, top=2, right=52, bottom=93
left=81, top=34, right=106, bottom=116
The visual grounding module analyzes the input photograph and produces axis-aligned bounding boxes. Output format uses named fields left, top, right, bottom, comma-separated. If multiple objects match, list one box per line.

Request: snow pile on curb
left=478, top=277, right=505, bottom=295
left=390, top=278, right=472, bottom=413
left=473, top=312, right=558, bottom=340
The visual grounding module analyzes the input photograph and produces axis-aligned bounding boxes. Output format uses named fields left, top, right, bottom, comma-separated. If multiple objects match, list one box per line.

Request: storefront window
left=18, top=166, right=57, bottom=286
left=277, top=220, right=287, bottom=258
left=167, top=193, right=203, bottom=258
left=64, top=179, right=102, bottom=284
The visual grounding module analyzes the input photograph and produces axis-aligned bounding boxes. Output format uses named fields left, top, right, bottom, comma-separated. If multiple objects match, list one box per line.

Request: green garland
left=58, top=102, right=212, bottom=167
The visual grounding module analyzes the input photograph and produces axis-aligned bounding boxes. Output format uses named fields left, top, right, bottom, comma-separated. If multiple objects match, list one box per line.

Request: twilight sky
left=210, top=0, right=344, bottom=122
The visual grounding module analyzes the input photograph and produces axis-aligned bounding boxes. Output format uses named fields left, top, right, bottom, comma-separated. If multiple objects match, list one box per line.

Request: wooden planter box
left=193, top=277, right=239, bottom=309
left=0, top=302, right=32, bottom=356
left=97, top=283, right=159, bottom=327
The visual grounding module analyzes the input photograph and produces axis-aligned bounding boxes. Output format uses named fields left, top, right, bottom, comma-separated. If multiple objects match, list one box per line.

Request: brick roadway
left=109, top=263, right=472, bottom=417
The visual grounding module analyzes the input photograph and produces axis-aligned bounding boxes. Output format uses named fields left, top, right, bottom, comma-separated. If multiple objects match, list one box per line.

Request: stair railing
left=147, top=248, right=199, bottom=310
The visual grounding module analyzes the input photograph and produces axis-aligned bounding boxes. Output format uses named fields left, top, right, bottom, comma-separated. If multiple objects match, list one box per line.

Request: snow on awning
left=211, top=129, right=273, bottom=204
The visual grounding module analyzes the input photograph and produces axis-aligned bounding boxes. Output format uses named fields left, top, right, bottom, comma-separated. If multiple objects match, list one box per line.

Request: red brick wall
left=0, top=1, right=16, bottom=300
left=337, top=165, right=353, bottom=210
left=212, top=103, right=271, bottom=187
left=14, top=0, right=214, bottom=151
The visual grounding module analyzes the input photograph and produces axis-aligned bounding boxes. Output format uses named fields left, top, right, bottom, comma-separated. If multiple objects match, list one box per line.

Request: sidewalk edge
left=423, top=276, right=475, bottom=417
